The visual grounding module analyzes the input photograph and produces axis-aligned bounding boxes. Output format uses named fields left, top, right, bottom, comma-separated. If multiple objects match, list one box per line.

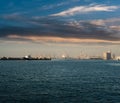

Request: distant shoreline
left=0, top=58, right=51, bottom=61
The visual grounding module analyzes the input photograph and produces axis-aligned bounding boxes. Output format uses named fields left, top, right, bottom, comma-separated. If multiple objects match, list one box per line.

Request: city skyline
left=0, top=0, right=120, bottom=57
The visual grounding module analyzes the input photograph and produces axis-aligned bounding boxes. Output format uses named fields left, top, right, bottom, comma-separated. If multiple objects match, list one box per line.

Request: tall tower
left=103, top=51, right=111, bottom=60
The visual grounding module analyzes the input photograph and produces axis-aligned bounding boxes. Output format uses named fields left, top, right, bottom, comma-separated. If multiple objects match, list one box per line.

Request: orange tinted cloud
left=8, top=35, right=120, bottom=44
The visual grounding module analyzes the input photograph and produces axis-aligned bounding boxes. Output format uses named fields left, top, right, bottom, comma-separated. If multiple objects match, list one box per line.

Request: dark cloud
left=0, top=16, right=120, bottom=41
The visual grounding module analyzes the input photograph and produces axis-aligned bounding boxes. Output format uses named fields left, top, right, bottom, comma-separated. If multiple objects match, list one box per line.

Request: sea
left=0, top=60, right=120, bottom=103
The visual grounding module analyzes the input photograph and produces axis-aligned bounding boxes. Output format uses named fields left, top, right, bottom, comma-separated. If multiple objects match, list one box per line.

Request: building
left=24, top=55, right=32, bottom=59
left=116, top=56, right=120, bottom=60
left=112, top=54, right=116, bottom=60
left=103, top=51, right=111, bottom=60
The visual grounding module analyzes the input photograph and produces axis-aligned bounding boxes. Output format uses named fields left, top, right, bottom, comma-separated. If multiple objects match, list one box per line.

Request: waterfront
left=0, top=60, right=120, bottom=103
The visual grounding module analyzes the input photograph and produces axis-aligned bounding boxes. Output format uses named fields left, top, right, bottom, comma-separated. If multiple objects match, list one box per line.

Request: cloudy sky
left=0, top=0, right=120, bottom=57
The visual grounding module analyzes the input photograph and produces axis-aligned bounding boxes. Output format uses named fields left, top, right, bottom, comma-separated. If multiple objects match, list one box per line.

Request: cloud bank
left=0, top=16, right=120, bottom=44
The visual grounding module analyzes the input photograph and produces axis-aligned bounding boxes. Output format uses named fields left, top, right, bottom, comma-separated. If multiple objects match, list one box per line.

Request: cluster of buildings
left=89, top=51, right=120, bottom=60
left=78, top=51, right=120, bottom=60
left=0, top=51, right=120, bottom=61
left=103, top=51, right=120, bottom=60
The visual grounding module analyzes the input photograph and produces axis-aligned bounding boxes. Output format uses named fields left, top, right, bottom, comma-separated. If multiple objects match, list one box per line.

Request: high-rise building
left=103, top=51, right=111, bottom=60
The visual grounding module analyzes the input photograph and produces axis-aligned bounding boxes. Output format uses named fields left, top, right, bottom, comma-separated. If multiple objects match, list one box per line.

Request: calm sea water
left=0, top=60, right=120, bottom=103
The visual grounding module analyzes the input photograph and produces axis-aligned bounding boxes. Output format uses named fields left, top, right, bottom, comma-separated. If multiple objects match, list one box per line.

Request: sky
left=0, top=0, right=120, bottom=58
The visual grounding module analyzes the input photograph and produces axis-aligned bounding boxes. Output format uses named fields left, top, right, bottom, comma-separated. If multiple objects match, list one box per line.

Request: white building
left=116, top=56, right=120, bottom=60
left=24, top=55, right=32, bottom=59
